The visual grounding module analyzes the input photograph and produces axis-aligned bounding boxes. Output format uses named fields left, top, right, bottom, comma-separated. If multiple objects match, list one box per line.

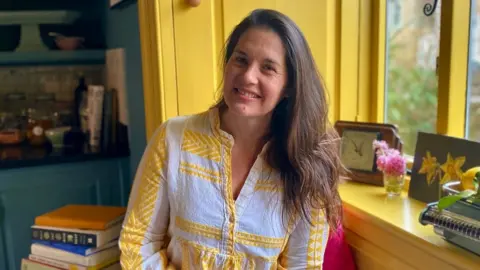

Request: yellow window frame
left=365, top=0, right=470, bottom=141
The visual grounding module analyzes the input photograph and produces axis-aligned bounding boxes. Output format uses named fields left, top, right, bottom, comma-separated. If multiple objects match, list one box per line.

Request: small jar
left=4, top=92, right=28, bottom=122
left=27, top=93, right=56, bottom=146
left=0, top=92, right=27, bottom=145
left=0, top=112, right=24, bottom=145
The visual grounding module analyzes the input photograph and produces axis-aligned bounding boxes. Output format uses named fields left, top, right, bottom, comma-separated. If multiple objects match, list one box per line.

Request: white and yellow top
left=119, top=108, right=329, bottom=270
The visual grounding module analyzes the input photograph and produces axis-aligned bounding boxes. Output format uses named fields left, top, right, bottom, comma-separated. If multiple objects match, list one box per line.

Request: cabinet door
left=171, top=0, right=337, bottom=118
left=171, top=0, right=277, bottom=117
left=172, top=0, right=223, bottom=116
left=276, top=0, right=338, bottom=118
left=222, top=0, right=275, bottom=37
left=0, top=158, right=129, bottom=270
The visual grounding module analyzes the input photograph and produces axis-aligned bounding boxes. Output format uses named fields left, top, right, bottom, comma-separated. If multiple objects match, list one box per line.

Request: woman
left=119, top=9, right=344, bottom=269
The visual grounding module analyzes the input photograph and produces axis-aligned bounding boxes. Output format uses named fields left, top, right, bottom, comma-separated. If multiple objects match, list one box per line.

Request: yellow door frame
left=138, top=0, right=178, bottom=140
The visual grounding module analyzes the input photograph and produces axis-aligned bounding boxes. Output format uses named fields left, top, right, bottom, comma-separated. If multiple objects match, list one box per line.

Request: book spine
left=32, top=227, right=97, bottom=247
left=29, top=255, right=88, bottom=270
left=87, top=85, right=105, bottom=149
left=21, top=259, right=62, bottom=270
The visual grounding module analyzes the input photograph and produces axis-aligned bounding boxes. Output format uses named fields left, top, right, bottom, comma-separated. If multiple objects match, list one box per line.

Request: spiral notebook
left=419, top=201, right=480, bottom=255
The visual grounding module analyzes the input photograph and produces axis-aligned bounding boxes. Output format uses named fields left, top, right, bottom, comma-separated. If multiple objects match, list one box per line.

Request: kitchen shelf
left=0, top=142, right=130, bottom=171
left=0, top=10, right=80, bottom=51
left=0, top=50, right=105, bottom=66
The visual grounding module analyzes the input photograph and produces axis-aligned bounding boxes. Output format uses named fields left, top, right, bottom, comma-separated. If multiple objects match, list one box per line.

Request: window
left=385, top=0, right=441, bottom=154
left=467, top=1, right=480, bottom=141
left=387, top=0, right=402, bottom=33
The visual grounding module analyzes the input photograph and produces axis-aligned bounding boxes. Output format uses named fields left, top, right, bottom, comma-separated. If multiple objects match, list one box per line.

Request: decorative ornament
left=424, top=0, right=439, bottom=16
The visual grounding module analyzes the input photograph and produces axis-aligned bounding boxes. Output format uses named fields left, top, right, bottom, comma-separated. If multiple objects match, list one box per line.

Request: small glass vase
left=383, top=173, right=405, bottom=196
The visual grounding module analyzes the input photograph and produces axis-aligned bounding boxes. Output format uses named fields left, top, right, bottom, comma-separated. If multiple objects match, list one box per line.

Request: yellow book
left=28, top=254, right=119, bottom=270
left=35, top=205, right=126, bottom=230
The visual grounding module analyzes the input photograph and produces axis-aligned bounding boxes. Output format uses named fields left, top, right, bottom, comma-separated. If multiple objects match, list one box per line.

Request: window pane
left=467, top=0, right=480, bottom=141
left=385, top=0, right=441, bottom=154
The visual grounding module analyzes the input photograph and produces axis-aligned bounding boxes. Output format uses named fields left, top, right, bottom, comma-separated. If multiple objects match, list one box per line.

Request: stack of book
left=21, top=204, right=127, bottom=270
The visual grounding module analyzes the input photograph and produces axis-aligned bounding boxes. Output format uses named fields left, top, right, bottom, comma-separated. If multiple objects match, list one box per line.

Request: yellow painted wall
left=140, top=0, right=343, bottom=138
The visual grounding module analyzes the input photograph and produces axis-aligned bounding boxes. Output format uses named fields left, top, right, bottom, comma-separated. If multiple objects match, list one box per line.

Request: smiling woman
left=221, top=27, right=287, bottom=118
left=119, top=8, right=344, bottom=269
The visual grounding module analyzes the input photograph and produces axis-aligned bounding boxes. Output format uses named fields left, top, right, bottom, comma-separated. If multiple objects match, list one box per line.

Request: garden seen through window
left=385, top=0, right=441, bottom=155
left=467, top=0, right=480, bottom=141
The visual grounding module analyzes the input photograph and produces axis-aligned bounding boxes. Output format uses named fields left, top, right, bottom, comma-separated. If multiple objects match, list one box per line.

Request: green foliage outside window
left=386, top=43, right=438, bottom=155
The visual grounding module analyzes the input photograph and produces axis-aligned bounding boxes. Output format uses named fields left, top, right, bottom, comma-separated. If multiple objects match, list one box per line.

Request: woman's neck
left=220, top=108, right=270, bottom=150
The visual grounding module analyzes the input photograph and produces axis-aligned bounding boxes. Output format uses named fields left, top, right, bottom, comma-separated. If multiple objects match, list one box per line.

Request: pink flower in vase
left=376, top=155, right=387, bottom=171
left=373, top=140, right=389, bottom=154
left=373, top=140, right=407, bottom=177
left=384, top=153, right=406, bottom=176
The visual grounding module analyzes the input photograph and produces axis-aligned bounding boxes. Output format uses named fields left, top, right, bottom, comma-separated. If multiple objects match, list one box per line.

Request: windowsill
left=339, top=180, right=480, bottom=269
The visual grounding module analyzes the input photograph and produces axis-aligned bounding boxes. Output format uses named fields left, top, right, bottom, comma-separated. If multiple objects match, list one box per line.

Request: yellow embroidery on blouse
left=119, top=109, right=329, bottom=269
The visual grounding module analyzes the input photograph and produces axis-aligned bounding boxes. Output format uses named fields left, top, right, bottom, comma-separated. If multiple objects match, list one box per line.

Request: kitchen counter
left=0, top=142, right=129, bottom=170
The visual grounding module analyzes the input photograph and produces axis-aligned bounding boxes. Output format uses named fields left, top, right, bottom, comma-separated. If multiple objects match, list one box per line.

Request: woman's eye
left=235, top=56, right=248, bottom=65
left=263, top=65, right=276, bottom=72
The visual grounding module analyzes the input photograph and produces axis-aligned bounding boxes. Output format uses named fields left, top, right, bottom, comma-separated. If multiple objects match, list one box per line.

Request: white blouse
left=119, top=108, right=329, bottom=269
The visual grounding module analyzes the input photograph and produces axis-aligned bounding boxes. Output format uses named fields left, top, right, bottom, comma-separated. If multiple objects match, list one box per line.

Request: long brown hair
left=215, top=9, right=343, bottom=230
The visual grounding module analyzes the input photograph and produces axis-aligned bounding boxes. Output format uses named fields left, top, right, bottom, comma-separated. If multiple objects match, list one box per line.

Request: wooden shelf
left=0, top=50, right=105, bottom=66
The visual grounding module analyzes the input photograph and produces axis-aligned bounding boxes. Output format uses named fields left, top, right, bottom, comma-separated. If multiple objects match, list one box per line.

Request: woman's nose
left=241, top=64, right=259, bottom=85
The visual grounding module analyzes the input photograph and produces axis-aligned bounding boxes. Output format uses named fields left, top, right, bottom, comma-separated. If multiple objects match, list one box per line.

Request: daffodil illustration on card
left=409, top=132, right=480, bottom=203
left=418, top=151, right=466, bottom=186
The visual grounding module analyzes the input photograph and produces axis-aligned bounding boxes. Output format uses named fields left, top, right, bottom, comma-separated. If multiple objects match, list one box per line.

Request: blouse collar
left=208, top=107, right=272, bottom=157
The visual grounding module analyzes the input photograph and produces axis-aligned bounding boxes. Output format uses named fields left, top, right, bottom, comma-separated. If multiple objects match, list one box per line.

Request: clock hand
left=350, top=139, right=361, bottom=155
left=358, top=141, right=364, bottom=156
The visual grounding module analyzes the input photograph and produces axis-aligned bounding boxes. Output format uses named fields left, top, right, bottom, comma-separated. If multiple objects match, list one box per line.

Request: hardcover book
left=31, top=220, right=122, bottom=247
left=34, top=205, right=126, bottom=230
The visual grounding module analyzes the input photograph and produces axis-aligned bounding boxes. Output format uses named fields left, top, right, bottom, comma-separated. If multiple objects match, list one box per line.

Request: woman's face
left=223, top=27, right=288, bottom=118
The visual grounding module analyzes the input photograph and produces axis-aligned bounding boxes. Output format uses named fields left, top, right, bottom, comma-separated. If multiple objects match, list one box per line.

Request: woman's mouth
left=234, top=88, right=261, bottom=99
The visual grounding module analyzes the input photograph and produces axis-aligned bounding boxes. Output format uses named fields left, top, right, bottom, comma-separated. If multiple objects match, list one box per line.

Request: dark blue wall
left=105, top=1, right=145, bottom=181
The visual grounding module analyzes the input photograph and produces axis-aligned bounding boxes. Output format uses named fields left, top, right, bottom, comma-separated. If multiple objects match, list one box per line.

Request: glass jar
left=27, top=93, right=56, bottom=146
left=0, top=92, right=27, bottom=145
left=0, top=112, right=24, bottom=145
left=383, top=173, right=405, bottom=196
left=4, top=92, right=28, bottom=121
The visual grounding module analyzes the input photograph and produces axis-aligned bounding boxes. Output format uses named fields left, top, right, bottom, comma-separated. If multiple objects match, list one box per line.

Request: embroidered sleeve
left=278, top=209, right=330, bottom=270
left=119, top=123, right=174, bottom=269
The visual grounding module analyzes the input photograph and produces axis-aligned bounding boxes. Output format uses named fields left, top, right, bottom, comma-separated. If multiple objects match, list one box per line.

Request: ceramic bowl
left=54, top=36, right=84, bottom=50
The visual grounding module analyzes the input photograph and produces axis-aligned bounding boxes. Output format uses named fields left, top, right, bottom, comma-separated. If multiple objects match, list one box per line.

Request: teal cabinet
left=0, top=157, right=130, bottom=270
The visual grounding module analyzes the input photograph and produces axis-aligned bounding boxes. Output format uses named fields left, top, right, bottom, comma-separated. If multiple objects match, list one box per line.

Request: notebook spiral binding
left=419, top=202, right=480, bottom=243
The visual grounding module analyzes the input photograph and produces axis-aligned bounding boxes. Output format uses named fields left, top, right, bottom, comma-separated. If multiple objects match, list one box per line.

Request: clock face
left=340, top=130, right=380, bottom=172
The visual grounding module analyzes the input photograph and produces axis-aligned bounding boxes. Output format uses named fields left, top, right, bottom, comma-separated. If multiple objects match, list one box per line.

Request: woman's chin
left=226, top=104, right=271, bottom=119
left=230, top=107, right=255, bottom=117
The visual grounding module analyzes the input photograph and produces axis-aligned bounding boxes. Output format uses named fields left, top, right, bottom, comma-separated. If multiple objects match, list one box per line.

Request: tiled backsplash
left=0, top=65, right=104, bottom=104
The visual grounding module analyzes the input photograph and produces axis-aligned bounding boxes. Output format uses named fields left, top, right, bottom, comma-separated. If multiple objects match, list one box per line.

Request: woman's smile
left=233, top=87, right=262, bottom=99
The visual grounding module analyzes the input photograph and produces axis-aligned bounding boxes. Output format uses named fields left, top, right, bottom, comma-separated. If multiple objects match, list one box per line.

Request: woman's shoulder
left=151, top=109, right=214, bottom=142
